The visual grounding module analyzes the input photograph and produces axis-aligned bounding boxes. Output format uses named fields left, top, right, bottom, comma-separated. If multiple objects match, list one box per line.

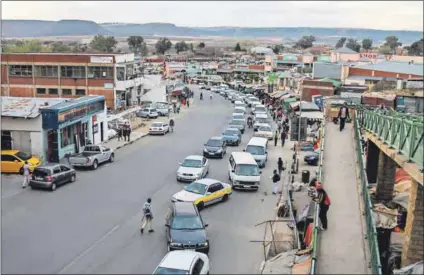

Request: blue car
left=221, top=128, right=241, bottom=146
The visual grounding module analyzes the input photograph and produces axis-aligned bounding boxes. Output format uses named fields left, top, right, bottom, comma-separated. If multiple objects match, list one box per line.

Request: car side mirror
left=204, top=224, right=209, bottom=228
left=165, top=224, right=170, bottom=228
left=231, top=170, right=235, bottom=173
left=260, top=171, right=262, bottom=174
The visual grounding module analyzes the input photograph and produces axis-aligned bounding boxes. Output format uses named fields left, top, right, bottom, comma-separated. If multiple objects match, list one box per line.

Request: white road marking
left=58, top=224, right=120, bottom=274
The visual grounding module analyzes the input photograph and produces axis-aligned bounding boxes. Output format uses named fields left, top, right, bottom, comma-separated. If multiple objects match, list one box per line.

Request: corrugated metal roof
left=333, top=47, right=358, bottom=54
left=356, top=61, right=424, bottom=76
left=1, top=97, right=66, bottom=118
left=42, top=95, right=105, bottom=112
left=347, top=75, right=397, bottom=81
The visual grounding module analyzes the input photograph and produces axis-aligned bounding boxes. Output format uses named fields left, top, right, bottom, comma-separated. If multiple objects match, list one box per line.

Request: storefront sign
left=90, top=56, right=113, bottom=64
left=58, top=101, right=104, bottom=124
left=104, top=83, right=114, bottom=89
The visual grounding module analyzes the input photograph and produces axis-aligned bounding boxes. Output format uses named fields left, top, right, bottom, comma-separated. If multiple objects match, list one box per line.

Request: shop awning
left=295, top=111, right=324, bottom=120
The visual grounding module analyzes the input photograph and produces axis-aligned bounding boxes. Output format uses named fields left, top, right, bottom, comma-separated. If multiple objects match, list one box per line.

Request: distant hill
left=1, top=19, right=110, bottom=37
left=1, top=20, right=422, bottom=45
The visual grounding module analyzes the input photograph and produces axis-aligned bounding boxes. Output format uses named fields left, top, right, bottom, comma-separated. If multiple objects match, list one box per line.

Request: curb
left=115, top=133, right=148, bottom=150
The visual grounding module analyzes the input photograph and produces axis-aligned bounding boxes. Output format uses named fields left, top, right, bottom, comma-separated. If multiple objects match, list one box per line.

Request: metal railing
left=354, top=110, right=383, bottom=275
left=361, top=109, right=423, bottom=170
left=310, top=118, right=325, bottom=275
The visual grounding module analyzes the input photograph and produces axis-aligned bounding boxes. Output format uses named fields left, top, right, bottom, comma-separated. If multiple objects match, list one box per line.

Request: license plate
left=35, top=177, right=44, bottom=180
left=209, top=152, right=214, bottom=155
left=243, top=185, right=251, bottom=188
left=187, top=249, right=195, bottom=251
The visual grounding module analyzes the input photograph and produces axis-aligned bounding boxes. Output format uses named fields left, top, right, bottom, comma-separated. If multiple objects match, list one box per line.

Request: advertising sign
left=58, top=101, right=104, bottom=124
left=90, top=56, right=113, bottom=64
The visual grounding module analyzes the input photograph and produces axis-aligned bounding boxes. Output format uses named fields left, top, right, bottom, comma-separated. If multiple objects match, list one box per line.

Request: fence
left=354, top=109, right=383, bottom=275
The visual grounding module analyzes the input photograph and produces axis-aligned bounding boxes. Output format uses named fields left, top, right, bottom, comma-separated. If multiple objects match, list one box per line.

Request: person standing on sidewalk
left=126, top=122, right=132, bottom=142
left=274, top=131, right=279, bottom=146
left=281, top=131, right=287, bottom=147
left=277, top=158, right=284, bottom=176
left=338, top=102, right=350, bottom=132
left=140, top=198, right=154, bottom=234
left=270, top=169, right=281, bottom=195
left=310, top=179, right=331, bottom=230
left=117, top=126, right=123, bottom=141
left=22, top=161, right=31, bottom=189
left=187, top=99, right=190, bottom=108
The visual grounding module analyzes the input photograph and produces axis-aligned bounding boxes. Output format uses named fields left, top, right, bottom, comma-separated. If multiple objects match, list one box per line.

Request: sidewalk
left=317, top=123, right=368, bottom=274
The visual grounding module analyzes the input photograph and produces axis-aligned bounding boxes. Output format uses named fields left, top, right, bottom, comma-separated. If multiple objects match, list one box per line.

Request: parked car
left=221, top=128, right=241, bottom=146
left=165, top=201, right=210, bottom=254
left=69, top=145, right=114, bottom=170
left=203, top=137, right=227, bottom=158
left=1, top=150, right=41, bottom=174
left=304, top=152, right=319, bottom=166
left=29, top=164, right=76, bottom=191
left=136, top=108, right=159, bottom=119
left=254, top=124, right=273, bottom=140
left=153, top=102, right=170, bottom=116
left=172, top=178, right=232, bottom=211
left=177, top=155, right=210, bottom=182
left=149, top=121, right=170, bottom=135
left=153, top=250, right=210, bottom=275
left=229, top=118, right=245, bottom=134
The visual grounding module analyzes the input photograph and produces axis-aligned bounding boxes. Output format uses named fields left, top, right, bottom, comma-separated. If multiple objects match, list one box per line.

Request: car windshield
left=184, top=182, right=207, bottom=195
left=224, top=130, right=238, bottom=136
left=258, top=126, right=272, bottom=132
left=246, top=145, right=265, bottom=155
left=255, top=107, right=266, bottom=112
left=182, top=159, right=202, bottom=168
left=234, top=109, right=244, bottom=113
left=171, top=215, right=203, bottom=230
left=231, top=120, right=244, bottom=125
left=206, top=139, right=222, bottom=147
left=154, top=267, right=188, bottom=275
left=151, top=109, right=157, bottom=112
left=235, top=164, right=260, bottom=176
left=15, top=151, right=31, bottom=160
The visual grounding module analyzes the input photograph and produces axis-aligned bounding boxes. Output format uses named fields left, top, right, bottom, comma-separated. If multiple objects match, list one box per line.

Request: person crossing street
left=140, top=198, right=154, bottom=234
left=21, top=161, right=31, bottom=189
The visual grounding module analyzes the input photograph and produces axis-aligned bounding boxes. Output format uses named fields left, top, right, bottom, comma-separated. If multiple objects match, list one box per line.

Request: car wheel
left=222, top=194, right=229, bottom=202
left=197, top=202, right=205, bottom=211
left=50, top=183, right=57, bottom=191
left=70, top=174, right=76, bottom=183
left=109, top=153, right=115, bottom=163
left=19, top=167, right=24, bottom=175
left=92, top=160, right=98, bottom=170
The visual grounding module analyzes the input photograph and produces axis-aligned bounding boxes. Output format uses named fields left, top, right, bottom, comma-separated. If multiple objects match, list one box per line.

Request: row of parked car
left=136, top=101, right=172, bottom=119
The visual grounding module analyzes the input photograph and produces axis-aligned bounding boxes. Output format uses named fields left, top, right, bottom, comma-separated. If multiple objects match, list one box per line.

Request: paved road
left=1, top=87, right=276, bottom=274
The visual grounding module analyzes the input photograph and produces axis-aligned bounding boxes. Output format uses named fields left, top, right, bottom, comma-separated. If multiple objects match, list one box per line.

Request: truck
left=68, top=145, right=114, bottom=170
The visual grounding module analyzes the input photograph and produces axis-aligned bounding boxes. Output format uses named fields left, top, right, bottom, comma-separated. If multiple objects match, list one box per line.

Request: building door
left=100, top=122, right=104, bottom=142
left=47, top=130, right=59, bottom=163
left=1, top=131, right=12, bottom=150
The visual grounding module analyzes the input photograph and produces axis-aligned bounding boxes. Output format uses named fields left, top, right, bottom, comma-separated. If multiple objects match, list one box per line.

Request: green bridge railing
left=361, top=109, right=424, bottom=170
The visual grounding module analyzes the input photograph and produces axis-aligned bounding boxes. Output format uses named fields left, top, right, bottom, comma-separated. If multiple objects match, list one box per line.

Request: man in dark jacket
left=280, top=131, right=287, bottom=147
left=338, top=102, right=350, bottom=132
left=270, top=169, right=281, bottom=195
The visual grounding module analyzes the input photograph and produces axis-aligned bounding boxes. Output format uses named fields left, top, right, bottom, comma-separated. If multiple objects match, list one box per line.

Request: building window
left=60, top=126, right=74, bottom=148
left=36, top=88, right=46, bottom=94
left=34, top=66, right=59, bottom=77
left=60, top=66, right=86, bottom=78
left=48, top=88, right=58, bottom=95
left=75, top=89, right=86, bottom=95
left=62, top=89, right=72, bottom=95
left=9, top=65, right=33, bottom=77
left=116, top=67, right=125, bottom=81
left=88, top=66, right=113, bottom=79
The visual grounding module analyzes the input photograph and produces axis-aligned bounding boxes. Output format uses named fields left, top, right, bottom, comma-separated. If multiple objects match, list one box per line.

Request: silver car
left=177, top=155, right=210, bottom=182
left=136, top=107, right=159, bottom=119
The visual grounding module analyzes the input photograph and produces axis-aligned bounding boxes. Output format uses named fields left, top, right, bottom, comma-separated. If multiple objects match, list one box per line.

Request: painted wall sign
left=58, top=101, right=104, bottom=124
left=90, top=56, right=113, bottom=64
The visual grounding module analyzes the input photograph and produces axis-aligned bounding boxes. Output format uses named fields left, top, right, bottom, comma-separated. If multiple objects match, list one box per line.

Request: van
left=244, top=137, right=268, bottom=168
left=253, top=113, right=269, bottom=130
left=228, top=152, right=261, bottom=190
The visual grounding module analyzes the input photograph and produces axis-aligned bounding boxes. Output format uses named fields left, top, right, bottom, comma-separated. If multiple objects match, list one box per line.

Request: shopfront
left=40, top=95, right=107, bottom=162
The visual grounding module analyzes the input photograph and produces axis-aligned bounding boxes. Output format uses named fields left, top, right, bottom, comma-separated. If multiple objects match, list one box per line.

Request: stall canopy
left=290, top=101, right=320, bottom=112
left=295, top=111, right=324, bottom=120
left=270, top=90, right=290, bottom=99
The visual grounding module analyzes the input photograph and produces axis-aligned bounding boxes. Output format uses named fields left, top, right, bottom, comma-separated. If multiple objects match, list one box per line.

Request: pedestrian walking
left=338, top=102, right=350, bottom=132
left=22, top=161, right=31, bottom=189
left=127, top=124, right=132, bottom=142
left=281, top=131, right=287, bottom=147
left=277, top=122, right=282, bottom=133
left=140, top=198, right=154, bottom=234
left=187, top=99, right=190, bottom=108
left=117, top=127, right=123, bottom=141
left=123, top=125, right=128, bottom=141
left=277, top=157, right=284, bottom=176
left=310, top=179, right=331, bottom=230
left=274, top=131, right=278, bottom=146
left=270, top=169, right=281, bottom=195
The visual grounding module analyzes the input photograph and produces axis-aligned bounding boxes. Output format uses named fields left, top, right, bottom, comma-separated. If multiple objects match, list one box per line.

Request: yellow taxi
left=172, top=178, right=232, bottom=210
left=1, top=150, right=42, bottom=174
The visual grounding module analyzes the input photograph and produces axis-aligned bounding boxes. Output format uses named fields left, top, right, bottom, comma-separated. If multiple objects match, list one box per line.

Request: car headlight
left=216, top=149, right=222, bottom=153
left=177, top=172, right=182, bottom=176
left=172, top=197, right=177, bottom=202
left=170, top=242, right=182, bottom=247
left=199, top=242, right=209, bottom=247
left=203, top=148, right=208, bottom=152
left=233, top=180, right=240, bottom=184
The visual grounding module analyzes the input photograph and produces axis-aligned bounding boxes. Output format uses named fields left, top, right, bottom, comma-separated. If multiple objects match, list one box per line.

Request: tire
left=109, top=153, right=115, bottom=163
left=50, top=183, right=57, bottom=191
left=197, top=201, right=205, bottom=211
left=92, top=160, right=98, bottom=170
left=222, top=194, right=229, bottom=202
left=70, top=174, right=76, bottom=183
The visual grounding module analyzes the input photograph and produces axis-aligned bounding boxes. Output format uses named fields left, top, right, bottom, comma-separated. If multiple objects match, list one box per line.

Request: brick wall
left=376, top=151, right=396, bottom=201
left=402, top=181, right=424, bottom=266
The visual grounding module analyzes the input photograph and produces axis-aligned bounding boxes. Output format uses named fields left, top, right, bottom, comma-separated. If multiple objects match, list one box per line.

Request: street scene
left=1, top=1, right=424, bottom=275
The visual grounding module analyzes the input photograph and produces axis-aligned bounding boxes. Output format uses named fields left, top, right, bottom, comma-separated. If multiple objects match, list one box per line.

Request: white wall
left=115, top=53, right=135, bottom=63
left=30, top=132, right=43, bottom=157
left=93, top=108, right=109, bottom=145
left=1, top=117, right=42, bottom=132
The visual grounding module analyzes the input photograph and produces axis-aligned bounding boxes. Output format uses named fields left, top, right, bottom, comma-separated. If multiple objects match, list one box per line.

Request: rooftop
left=185, top=155, right=203, bottom=160
left=2, top=52, right=128, bottom=56
left=355, top=61, right=424, bottom=76
left=333, top=47, right=359, bottom=54
left=42, top=95, right=105, bottom=112
left=1, top=97, right=66, bottom=118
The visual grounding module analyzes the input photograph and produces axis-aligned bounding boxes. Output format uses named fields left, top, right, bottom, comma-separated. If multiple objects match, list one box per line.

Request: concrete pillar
left=376, top=151, right=396, bottom=201
left=366, top=141, right=380, bottom=184
left=402, top=181, right=424, bottom=267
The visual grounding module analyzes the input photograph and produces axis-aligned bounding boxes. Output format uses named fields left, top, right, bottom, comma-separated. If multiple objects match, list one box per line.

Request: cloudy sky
left=2, top=1, right=423, bottom=31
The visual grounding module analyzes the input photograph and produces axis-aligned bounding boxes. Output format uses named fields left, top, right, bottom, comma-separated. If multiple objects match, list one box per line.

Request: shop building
left=40, top=95, right=108, bottom=162
left=1, top=52, right=144, bottom=111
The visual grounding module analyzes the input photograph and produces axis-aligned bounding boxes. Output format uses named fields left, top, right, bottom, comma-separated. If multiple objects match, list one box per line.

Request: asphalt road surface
left=1, top=86, right=277, bottom=274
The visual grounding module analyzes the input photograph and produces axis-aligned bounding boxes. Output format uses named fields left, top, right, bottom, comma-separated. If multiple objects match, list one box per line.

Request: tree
left=378, top=46, right=392, bottom=55
left=362, top=38, right=373, bottom=51
left=384, top=36, right=402, bottom=53
left=175, top=41, right=189, bottom=54
left=89, top=35, right=117, bottom=53
left=155, top=37, right=172, bottom=54
left=51, top=42, right=71, bottom=52
left=295, top=35, right=316, bottom=50
left=197, top=42, right=205, bottom=48
left=272, top=44, right=284, bottom=54
left=234, top=43, right=242, bottom=51
left=2, top=39, right=51, bottom=53
left=405, top=38, right=423, bottom=56
left=189, top=43, right=194, bottom=52
left=335, top=37, right=346, bottom=48
left=127, top=36, right=148, bottom=56
left=345, top=38, right=361, bottom=52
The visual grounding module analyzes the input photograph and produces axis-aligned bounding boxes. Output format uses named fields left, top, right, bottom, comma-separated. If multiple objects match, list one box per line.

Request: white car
left=153, top=250, right=210, bottom=275
left=177, top=155, right=210, bottom=182
left=254, top=124, right=274, bottom=140
left=232, top=113, right=244, bottom=120
left=234, top=106, right=246, bottom=115
left=149, top=121, right=170, bottom=135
